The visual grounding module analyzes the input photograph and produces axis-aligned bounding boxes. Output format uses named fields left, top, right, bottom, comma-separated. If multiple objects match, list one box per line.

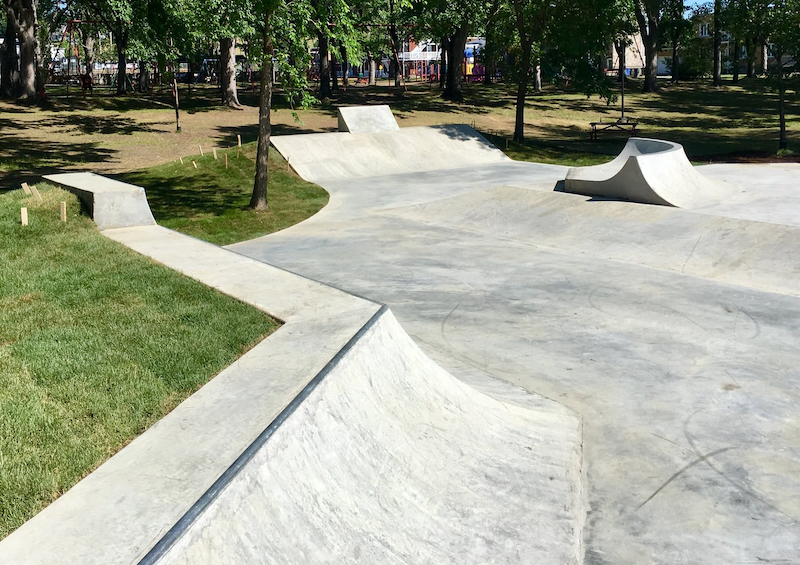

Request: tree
left=4, top=0, right=38, bottom=99
left=411, top=0, right=485, bottom=102
left=251, top=0, right=314, bottom=209
left=712, top=0, right=723, bottom=85
left=1, top=3, right=21, bottom=98
left=662, top=0, right=689, bottom=82
left=509, top=0, right=554, bottom=141
left=633, top=0, right=662, bottom=92
left=86, top=0, right=137, bottom=94
left=767, top=0, right=800, bottom=150
left=310, top=0, right=354, bottom=98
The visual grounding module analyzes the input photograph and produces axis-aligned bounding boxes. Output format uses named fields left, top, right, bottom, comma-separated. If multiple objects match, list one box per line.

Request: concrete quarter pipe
left=564, top=138, right=730, bottom=208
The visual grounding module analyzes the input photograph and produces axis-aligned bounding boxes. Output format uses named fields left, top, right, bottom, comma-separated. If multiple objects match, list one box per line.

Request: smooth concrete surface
left=337, top=104, right=400, bottom=133
left=0, top=225, right=582, bottom=562
left=229, top=128, right=800, bottom=564
left=383, top=185, right=800, bottom=297
left=44, top=172, right=157, bottom=229
left=154, top=311, right=582, bottom=565
left=564, top=138, right=730, bottom=208
left=271, top=124, right=511, bottom=183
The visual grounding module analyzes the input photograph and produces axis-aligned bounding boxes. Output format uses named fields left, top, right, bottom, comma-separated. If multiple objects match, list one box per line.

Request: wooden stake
left=213, top=148, right=218, bottom=160
left=199, top=144, right=204, bottom=156
left=179, top=156, right=184, bottom=164
left=192, top=161, right=198, bottom=169
left=21, top=182, right=31, bottom=195
left=21, top=207, right=28, bottom=226
left=237, top=134, right=241, bottom=147
left=30, top=185, right=42, bottom=202
left=60, top=201, right=67, bottom=222
left=225, top=154, right=228, bottom=169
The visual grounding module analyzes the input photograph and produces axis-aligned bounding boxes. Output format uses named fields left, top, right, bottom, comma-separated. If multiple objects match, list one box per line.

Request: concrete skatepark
left=3, top=106, right=799, bottom=563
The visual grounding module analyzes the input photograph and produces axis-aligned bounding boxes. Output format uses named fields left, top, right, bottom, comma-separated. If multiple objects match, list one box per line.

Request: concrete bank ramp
left=383, top=185, right=800, bottom=297
left=564, top=138, right=729, bottom=208
left=337, top=105, right=400, bottom=133
left=149, top=309, right=582, bottom=565
left=271, top=124, right=509, bottom=183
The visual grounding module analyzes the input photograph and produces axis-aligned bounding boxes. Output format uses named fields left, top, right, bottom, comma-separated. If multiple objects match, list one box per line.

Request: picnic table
left=589, top=119, right=638, bottom=140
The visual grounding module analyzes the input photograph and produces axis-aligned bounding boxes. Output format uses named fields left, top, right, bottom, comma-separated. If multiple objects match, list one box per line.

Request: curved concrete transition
left=564, top=138, right=729, bottom=208
left=274, top=123, right=511, bottom=183
left=149, top=310, right=581, bottom=565
left=0, top=173, right=582, bottom=564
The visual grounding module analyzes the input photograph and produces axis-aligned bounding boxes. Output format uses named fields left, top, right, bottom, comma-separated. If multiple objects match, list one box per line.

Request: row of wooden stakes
left=19, top=182, right=67, bottom=226
left=183, top=135, right=243, bottom=169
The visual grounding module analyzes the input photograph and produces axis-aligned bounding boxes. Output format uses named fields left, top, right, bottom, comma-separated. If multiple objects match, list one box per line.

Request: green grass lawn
left=0, top=185, right=279, bottom=538
left=119, top=144, right=329, bottom=245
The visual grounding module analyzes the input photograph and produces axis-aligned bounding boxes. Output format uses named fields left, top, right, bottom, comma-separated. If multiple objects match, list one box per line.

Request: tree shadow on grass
left=0, top=134, right=117, bottom=193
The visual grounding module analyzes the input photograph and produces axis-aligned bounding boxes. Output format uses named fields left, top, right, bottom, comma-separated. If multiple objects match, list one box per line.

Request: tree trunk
left=746, top=38, right=754, bottom=77
left=513, top=43, right=531, bottom=143
left=439, top=36, right=448, bottom=89
left=1, top=10, right=21, bottom=98
left=251, top=23, right=273, bottom=211
left=138, top=59, right=150, bottom=92
left=777, top=50, right=786, bottom=150
left=331, top=46, right=338, bottom=90
left=634, top=3, right=659, bottom=93
left=732, top=38, right=739, bottom=83
left=318, top=31, right=330, bottom=97
left=757, top=42, right=767, bottom=75
left=671, top=36, right=679, bottom=82
left=533, top=60, right=541, bottom=92
left=389, top=23, right=401, bottom=87
left=81, top=31, right=95, bottom=75
left=14, top=0, right=37, bottom=99
left=442, top=26, right=467, bottom=102
left=339, top=43, right=348, bottom=88
left=368, top=56, right=376, bottom=85
left=115, top=29, right=128, bottom=95
left=713, top=0, right=722, bottom=86
left=221, top=37, right=241, bottom=108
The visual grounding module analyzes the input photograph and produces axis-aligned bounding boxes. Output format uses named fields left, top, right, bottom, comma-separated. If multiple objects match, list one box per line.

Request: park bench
left=589, top=119, right=638, bottom=140
left=43, top=172, right=156, bottom=230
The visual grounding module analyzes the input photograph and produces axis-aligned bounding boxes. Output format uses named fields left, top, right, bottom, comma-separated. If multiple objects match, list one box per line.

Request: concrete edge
left=139, top=305, right=389, bottom=565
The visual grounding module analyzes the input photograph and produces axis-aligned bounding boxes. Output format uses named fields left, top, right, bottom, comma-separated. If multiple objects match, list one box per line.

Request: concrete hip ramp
left=564, top=138, right=730, bottom=208
left=148, top=308, right=581, bottom=565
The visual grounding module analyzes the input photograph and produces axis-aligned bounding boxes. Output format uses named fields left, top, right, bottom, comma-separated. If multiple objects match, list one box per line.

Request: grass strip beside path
left=120, top=145, right=329, bottom=246
left=0, top=185, right=278, bottom=538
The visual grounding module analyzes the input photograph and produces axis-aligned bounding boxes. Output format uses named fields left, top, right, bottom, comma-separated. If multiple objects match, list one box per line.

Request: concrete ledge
left=564, top=138, right=729, bottom=208
left=43, top=172, right=157, bottom=230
